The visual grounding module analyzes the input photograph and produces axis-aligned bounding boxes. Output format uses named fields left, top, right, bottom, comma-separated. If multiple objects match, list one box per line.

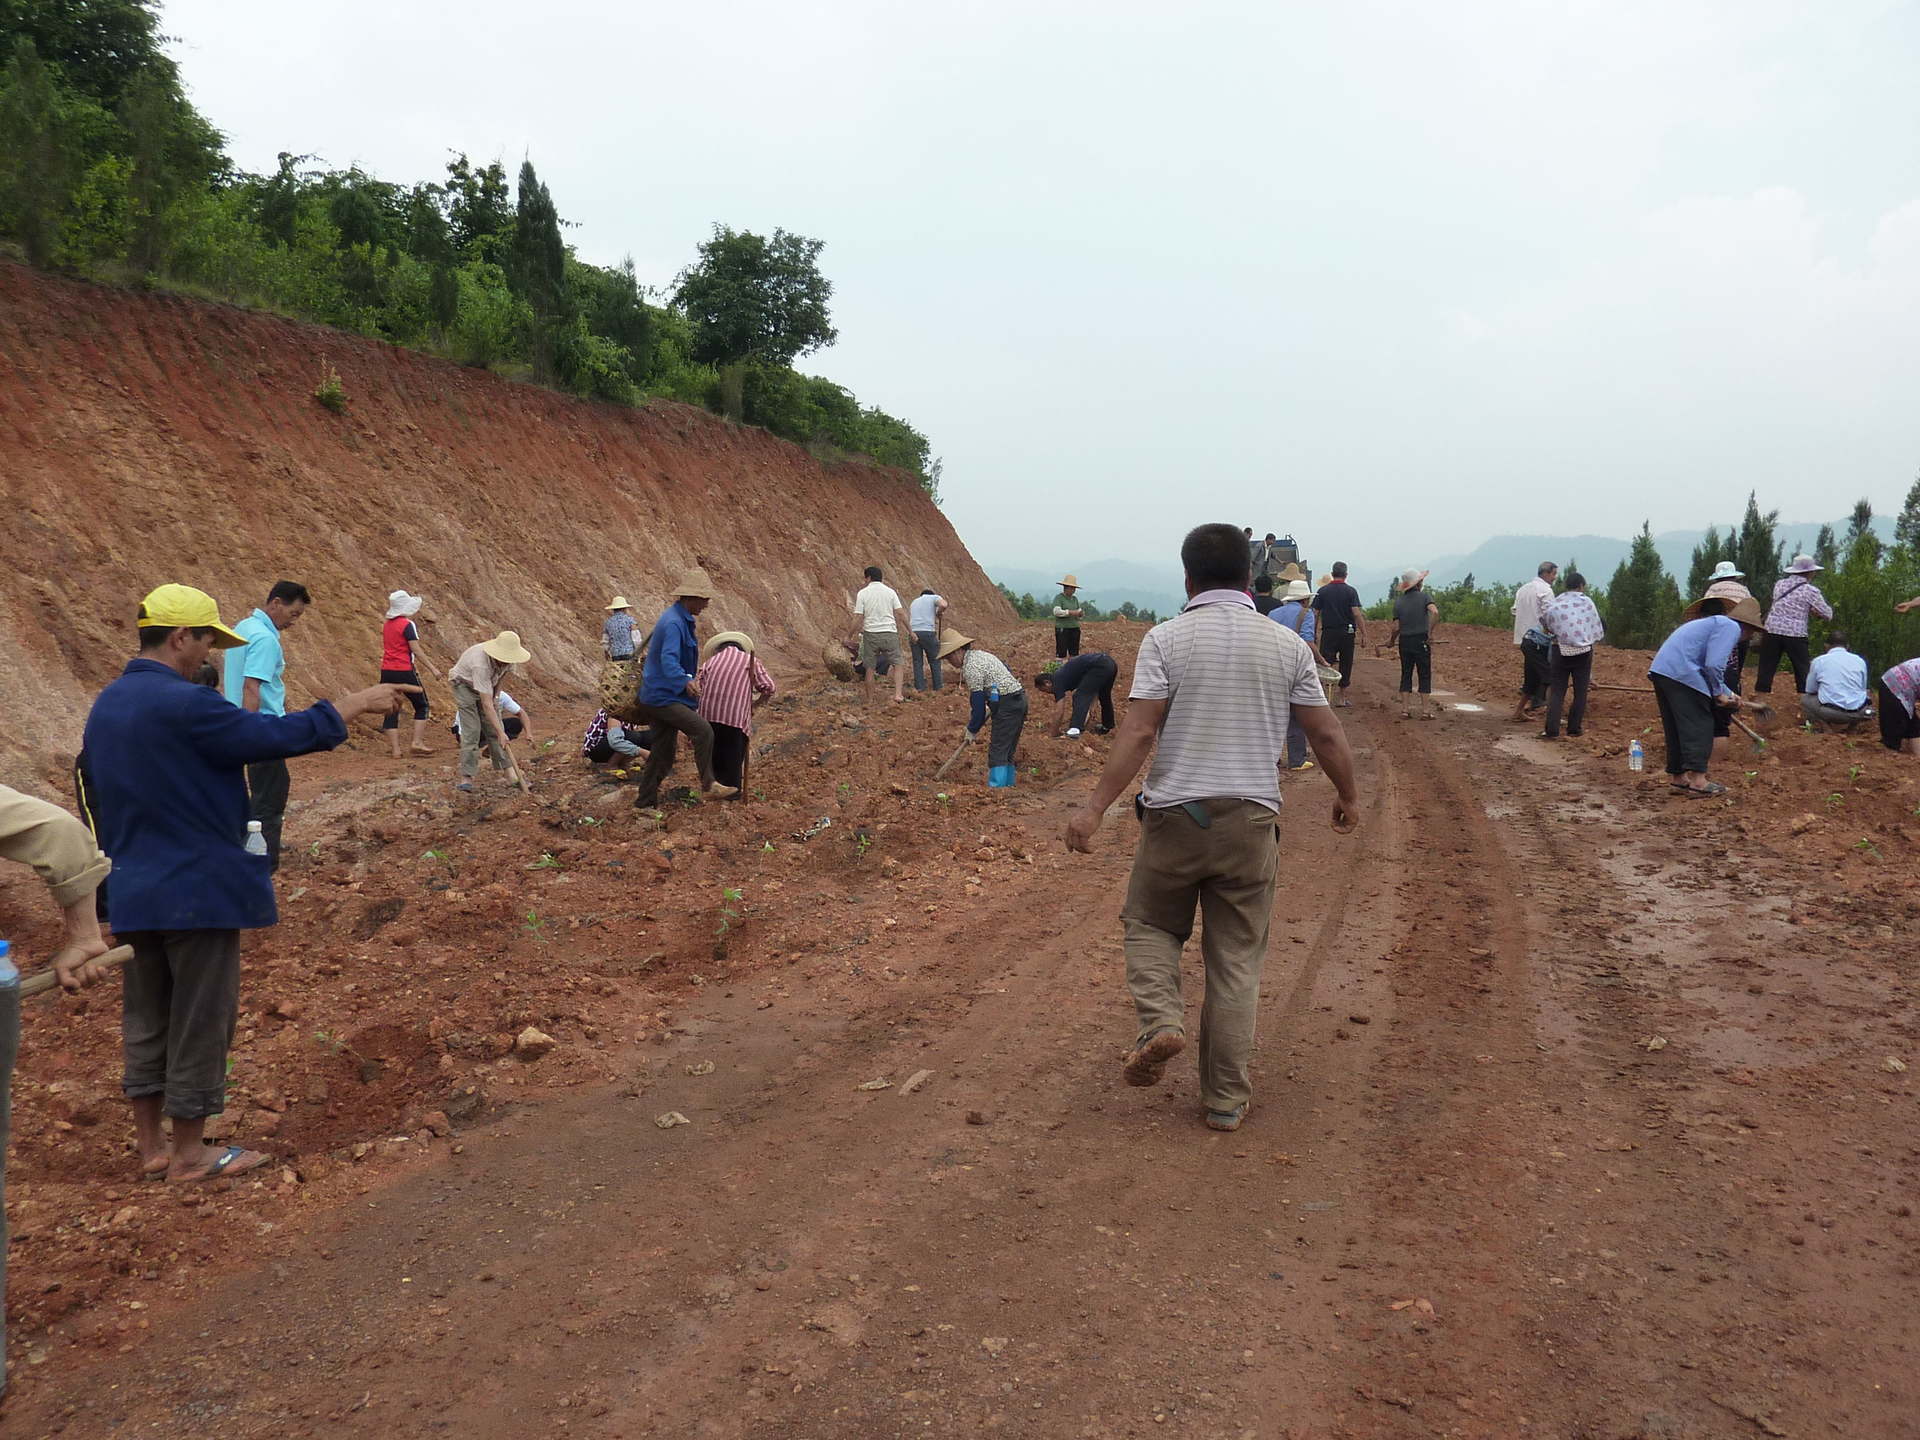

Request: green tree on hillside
left=1843, top=497, right=1875, bottom=553
left=1813, top=523, right=1839, bottom=573
left=1603, top=522, right=1682, bottom=649
left=511, top=159, right=568, bottom=381
left=0, top=0, right=173, bottom=108
left=0, top=39, right=94, bottom=264
left=1685, top=525, right=1726, bottom=597
left=118, top=62, right=220, bottom=273
left=445, top=152, right=512, bottom=258
left=1895, top=472, right=1920, bottom=555
left=1730, top=492, right=1783, bottom=598
left=674, top=225, right=837, bottom=368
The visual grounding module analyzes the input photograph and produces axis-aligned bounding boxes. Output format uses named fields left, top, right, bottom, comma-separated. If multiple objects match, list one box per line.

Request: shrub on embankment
left=0, top=8, right=939, bottom=493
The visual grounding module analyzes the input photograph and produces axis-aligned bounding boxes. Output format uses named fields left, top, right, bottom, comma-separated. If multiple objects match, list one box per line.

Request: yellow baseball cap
left=137, top=584, right=247, bottom=647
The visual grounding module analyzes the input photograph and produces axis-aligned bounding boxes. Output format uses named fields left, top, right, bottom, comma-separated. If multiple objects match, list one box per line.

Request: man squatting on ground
left=1510, top=561, right=1557, bottom=722
left=1035, top=650, right=1118, bottom=738
left=1800, top=630, right=1873, bottom=732
left=85, top=584, right=418, bottom=1184
left=1065, top=523, right=1360, bottom=1133
left=222, top=579, right=311, bottom=871
left=0, top=784, right=113, bottom=1394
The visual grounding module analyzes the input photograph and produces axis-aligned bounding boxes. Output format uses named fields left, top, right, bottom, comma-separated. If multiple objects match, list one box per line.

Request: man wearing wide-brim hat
left=1754, top=555, right=1833, bottom=697
left=1683, top=574, right=1757, bottom=764
left=603, top=595, right=640, bottom=662
left=1648, top=595, right=1765, bottom=797
left=1052, top=575, right=1087, bottom=659
left=448, top=630, right=533, bottom=794
left=939, top=630, right=1029, bottom=787
left=631, top=572, right=738, bottom=807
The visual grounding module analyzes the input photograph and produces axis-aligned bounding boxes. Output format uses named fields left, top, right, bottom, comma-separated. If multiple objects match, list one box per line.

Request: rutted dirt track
left=9, top=637, right=1916, bottom=1439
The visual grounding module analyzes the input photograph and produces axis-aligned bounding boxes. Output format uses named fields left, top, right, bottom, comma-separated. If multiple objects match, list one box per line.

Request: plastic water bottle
left=1627, top=740, right=1644, bottom=772
left=0, top=938, right=14, bottom=986
left=244, top=821, right=268, bottom=856
left=989, top=684, right=1000, bottom=704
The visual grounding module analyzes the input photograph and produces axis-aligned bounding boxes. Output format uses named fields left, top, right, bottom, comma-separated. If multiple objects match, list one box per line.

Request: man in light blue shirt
left=908, top=588, right=947, bottom=691
left=1271, top=580, right=1319, bottom=771
left=222, top=581, right=311, bottom=869
left=1803, top=630, right=1872, bottom=730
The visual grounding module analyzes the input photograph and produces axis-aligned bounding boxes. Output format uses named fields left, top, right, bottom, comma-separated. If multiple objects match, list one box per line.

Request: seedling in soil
left=714, top=887, right=743, bottom=938
left=1848, top=764, right=1863, bottom=784
left=313, top=360, right=347, bottom=413
left=524, top=909, right=548, bottom=944
left=1744, top=771, right=1757, bottom=781
left=761, top=841, right=776, bottom=853
left=935, top=792, right=951, bottom=807
left=527, top=852, right=563, bottom=871
left=307, top=840, right=324, bottom=858
left=837, top=781, right=852, bottom=800
left=1854, top=837, right=1881, bottom=860
left=1825, top=792, right=1845, bottom=809
left=856, top=832, right=873, bottom=860
left=315, top=1029, right=381, bottom=1083
left=422, top=848, right=447, bottom=862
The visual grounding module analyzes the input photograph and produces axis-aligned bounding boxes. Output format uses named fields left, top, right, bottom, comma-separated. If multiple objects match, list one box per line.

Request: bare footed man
left=84, top=585, right=419, bottom=1184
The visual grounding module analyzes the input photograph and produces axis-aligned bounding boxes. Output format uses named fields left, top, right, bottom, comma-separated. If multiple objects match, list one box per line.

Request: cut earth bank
left=0, top=258, right=1010, bottom=787
left=2, top=622, right=1916, bottom=1437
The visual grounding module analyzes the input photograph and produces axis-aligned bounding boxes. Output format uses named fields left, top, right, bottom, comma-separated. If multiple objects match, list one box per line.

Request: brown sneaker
left=701, top=782, right=740, bottom=800
left=1122, top=1028, right=1185, bottom=1087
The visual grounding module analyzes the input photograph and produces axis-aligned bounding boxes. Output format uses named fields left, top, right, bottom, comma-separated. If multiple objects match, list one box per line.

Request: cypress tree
left=1603, top=522, right=1683, bottom=649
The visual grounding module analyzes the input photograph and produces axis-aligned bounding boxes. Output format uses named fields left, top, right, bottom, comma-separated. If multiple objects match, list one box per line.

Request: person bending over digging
left=631, top=572, right=738, bottom=807
left=941, top=630, right=1027, bottom=787
left=1647, top=596, right=1764, bottom=797
left=448, top=631, right=532, bottom=794
left=698, top=631, right=777, bottom=792
left=1878, top=656, right=1920, bottom=755
left=582, top=709, right=649, bottom=770
left=1062, top=523, right=1359, bottom=1134
left=85, top=584, right=417, bottom=1182
left=1035, top=651, right=1117, bottom=737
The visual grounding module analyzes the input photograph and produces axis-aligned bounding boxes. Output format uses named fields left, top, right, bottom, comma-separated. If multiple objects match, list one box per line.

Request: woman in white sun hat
left=379, top=590, right=435, bottom=760
left=1755, top=555, right=1832, bottom=696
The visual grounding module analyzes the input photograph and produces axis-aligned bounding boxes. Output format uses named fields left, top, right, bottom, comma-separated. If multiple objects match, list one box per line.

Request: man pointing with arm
left=1065, top=524, right=1359, bottom=1135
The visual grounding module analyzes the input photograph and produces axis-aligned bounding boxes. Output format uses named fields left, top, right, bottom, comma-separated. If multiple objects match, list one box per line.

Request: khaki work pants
left=453, top=681, right=512, bottom=779
left=1120, top=798, right=1279, bottom=1113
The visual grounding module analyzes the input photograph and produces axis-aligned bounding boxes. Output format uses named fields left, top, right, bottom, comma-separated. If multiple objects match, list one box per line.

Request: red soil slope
left=0, top=260, right=1009, bottom=783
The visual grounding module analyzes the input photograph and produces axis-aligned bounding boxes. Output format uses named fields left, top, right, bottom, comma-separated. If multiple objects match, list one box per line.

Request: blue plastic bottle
left=0, top=937, right=17, bottom=1396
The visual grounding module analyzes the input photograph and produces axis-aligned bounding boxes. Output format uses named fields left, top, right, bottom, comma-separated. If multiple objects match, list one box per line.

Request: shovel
left=19, top=943, right=133, bottom=999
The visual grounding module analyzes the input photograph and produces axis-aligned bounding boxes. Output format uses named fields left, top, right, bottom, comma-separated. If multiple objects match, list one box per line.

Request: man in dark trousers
left=1388, top=569, right=1438, bottom=695
left=1035, top=651, right=1119, bottom=737
left=631, top=572, right=739, bottom=807
left=222, top=580, right=311, bottom=871
left=1309, top=562, right=1366, bottom=700
left=87, top=584, right=416, bottom=1183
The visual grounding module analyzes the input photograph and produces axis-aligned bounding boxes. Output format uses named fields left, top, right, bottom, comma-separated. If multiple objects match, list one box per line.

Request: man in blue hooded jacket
left=84, top=585, right=416, bottom=1183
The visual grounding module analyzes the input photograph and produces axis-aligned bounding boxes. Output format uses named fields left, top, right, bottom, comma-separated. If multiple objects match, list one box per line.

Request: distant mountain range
left=990, top=515, right=1891, bottom=619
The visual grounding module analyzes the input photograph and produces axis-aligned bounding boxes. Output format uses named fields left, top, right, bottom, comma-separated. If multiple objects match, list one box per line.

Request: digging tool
left=933, top=734, right=973, bottom=780
left=20, top=944, right=133, bottom=999
left=1587, top=682, right=1772, bottom=753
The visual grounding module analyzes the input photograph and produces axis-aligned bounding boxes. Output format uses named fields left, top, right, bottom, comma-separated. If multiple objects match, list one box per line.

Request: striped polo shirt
left=1131, top=590, right=1327, bottom=813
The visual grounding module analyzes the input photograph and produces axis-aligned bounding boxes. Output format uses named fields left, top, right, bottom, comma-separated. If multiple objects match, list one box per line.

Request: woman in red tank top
left=380, top=591, right=435, bottom=759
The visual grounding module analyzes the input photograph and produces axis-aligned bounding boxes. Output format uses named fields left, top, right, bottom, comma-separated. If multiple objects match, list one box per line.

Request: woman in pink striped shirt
left=697, top=633, right=777, bottom=793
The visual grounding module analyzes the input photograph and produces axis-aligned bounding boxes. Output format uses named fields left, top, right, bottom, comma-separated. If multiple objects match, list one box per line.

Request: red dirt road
left=7, top=632, right=1918, bottom=1438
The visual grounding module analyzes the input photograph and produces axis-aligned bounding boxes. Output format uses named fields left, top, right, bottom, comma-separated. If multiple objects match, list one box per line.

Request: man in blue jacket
left=629, top=572, right=739, bottom=809
left=84, top=584, right=416, bottom=1183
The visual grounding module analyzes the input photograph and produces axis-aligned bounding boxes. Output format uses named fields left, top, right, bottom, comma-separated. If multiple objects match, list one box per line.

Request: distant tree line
left=995, top=584, right=1158, bottom=626
left=1363, top=482, right=1920, bottom=674
left=0, top=2, right=940, bottom=494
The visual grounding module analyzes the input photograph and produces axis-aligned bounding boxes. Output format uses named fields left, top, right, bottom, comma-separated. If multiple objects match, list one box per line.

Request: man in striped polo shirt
left=1065, top=523, right=1360, bottom=1132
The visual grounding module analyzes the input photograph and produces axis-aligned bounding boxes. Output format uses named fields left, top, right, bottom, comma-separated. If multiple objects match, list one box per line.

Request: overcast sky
left=163, top=0, right=1920, bottom=579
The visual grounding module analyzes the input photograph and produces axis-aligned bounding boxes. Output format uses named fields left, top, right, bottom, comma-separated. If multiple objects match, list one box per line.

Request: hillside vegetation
left=0, top=2, right=938, bottom=490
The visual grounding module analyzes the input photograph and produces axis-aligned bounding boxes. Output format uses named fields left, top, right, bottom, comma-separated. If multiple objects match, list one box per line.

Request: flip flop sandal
left=169, top=1144, right=271, bottom=1184
left=1683, top=782, right=1728, bottom=798
left=1122, top=1029, right=1186, bottom=1087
